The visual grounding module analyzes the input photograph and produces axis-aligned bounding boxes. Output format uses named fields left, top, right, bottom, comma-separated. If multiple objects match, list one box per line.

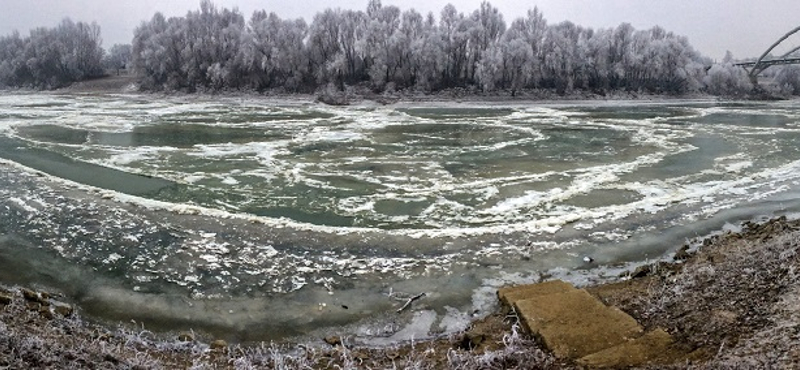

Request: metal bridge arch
left=745, top=26, right=800, bottom=82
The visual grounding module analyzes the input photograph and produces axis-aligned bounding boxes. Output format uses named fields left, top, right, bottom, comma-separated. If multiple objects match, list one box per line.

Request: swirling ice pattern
left=3, top=94, right=800, bottom=341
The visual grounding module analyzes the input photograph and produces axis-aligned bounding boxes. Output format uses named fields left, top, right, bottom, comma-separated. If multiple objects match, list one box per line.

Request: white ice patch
left=200, top=254, right=220, bottom=264
left=338, top=197, right=375, bottom=214
left=189, top=141, right=291, bottom=162
left=724, top=161, right=753, bottom=173
left=439, top=306, right=473, bottom=332
left=103, top=253, right=123, bottom=264
left=122, top=234, right=139, bottom=243
left=7, top=197, right=39, bottom=215
left=291, top=276, right=307, bottom=291
left=368, top=310, right=437, bottom=345
left=471, top=271, right=541, bottom=315
left=184, top=174, right=206, bottom=183
left=220, top=176, right=239, bottom=185
left=297, top=129, right=363, bottom=143
left=487, top=189, right=559, bottom=213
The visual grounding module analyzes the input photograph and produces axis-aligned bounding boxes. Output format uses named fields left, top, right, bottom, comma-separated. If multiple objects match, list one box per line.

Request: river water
left=1, top=93, right=800, bottom=343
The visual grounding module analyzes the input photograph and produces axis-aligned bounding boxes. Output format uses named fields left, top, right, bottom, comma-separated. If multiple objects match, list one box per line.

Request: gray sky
left=2, top=0, right=800, bottom=60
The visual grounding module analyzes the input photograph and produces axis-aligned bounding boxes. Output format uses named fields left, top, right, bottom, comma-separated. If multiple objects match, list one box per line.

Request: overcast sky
left=2, top=0, right=800, bottom=60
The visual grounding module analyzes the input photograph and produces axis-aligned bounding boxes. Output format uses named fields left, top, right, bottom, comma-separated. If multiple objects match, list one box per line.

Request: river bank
left=52, top=73, right=724, bottom=105
left=2, top=215, right=798, bottom=369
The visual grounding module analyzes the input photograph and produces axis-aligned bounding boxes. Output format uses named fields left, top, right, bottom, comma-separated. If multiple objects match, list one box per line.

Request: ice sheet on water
left=5, top=95, right=800, bottom=342
left=360, top=310, right=438, bottom=346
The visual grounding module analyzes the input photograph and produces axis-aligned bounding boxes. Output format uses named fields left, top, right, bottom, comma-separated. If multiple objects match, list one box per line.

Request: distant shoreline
left=45, top=74, right=729, bottom=105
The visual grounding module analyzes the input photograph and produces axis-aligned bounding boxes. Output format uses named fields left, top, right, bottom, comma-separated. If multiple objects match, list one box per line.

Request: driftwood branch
left=396, top=292, right=426, bottom=313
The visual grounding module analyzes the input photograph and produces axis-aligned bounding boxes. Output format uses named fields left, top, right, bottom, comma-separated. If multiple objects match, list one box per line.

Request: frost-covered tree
left=54, top=19, right=105, bottom=81
left=181, top=0, right=246, bottom=90
left=607, top=23, right=634, bottom=89
left=476, top=15, right=535, bottom=93
left=467, top=1, right=505, bottom=83
left=337, top=10, right=368, bottom=83
left=122, top=0, right=731, bottom=96
left=540, top=21, right=584, bottom=93
left=408, top=12, right=446, bottom=91
left=132, top=13, right=182, bottom=89
left=131, top=1, right=247, bottom=91
left=479, top=7, right=546, bottom=91
left=306, top=8, right=366, bottom=88
left=239, top=11, right=308, bottom=91
left=704, top=63, right=753, bottom=95
left=0, top=18, right=104, bottom=89
left=0, top=31, right=26, bottom=87
left=439, top=4, right=472, bottom=87
left=390, top=9, right=424, bottom=89
left=306, top=8, right=340, bottom=86
left=722, top=50, right=734, bottom=64
left=104, top=44, right=132, bottom=74
left=582, top=28, right=611, bottom=91
left=364, top=1, right=402, bottom=89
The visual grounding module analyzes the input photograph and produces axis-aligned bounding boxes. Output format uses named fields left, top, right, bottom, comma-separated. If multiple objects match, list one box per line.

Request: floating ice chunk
left=472, top=272, right=540, bottom=315
left=103, top=253, right=123, bottom=264
left=122, top=234, right=139, bottom=243
left=258, top=245, right=279, bottom=258
left=290, top=276, right=307, bottom=291
left=200, top=254, right=219, bottom=264
left=338, top=197, right=375, bottom=214
left=221, top=176, right=239, bottom=185
left=7, top=197, right=38, bottom=214
left=184, top=174, right=206, bottom=183
left=487, top=188, right=561, bottom=213
left=439, top=306, right=471, bottom=333
left=370, top=310, right=437, bottom=345
left=300, top=130, right=363, bottom=142
left=724, top=161, right=753, bottom=173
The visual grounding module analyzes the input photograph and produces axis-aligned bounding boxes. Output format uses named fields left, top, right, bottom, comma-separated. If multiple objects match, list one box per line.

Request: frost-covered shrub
left=703, top=63, right=753, bottom=96
left=774, top=65, right=800, bottom=95
left=446, top=324, right=557, bottom=369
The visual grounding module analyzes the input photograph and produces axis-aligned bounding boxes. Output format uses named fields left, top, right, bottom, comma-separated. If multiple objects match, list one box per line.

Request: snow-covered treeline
left=130, top=0, right=717, bottom=95
left=2, top=0, right=798, bottom=96
left=0, top=19, right=105, bottom=89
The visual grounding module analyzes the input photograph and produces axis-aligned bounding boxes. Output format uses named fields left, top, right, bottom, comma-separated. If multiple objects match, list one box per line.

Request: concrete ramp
left=499, top=280, right=684, bottom=368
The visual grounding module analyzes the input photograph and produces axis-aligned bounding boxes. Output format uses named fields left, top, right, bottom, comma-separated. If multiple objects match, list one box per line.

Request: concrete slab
left=578, top=328, right=684, bottom=368
left=514, top=287, right=643, bottom=359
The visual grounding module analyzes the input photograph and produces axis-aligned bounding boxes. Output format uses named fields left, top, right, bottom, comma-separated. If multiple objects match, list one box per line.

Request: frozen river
left=2, top=93, right=800, bottom=342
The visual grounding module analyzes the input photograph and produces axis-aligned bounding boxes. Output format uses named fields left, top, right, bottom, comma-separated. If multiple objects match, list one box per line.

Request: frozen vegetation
left=0, top=19, right=105, bottom=89
left=126, top=0, right=717, bottom=95
left=1, top=0, right=800, bottom=96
